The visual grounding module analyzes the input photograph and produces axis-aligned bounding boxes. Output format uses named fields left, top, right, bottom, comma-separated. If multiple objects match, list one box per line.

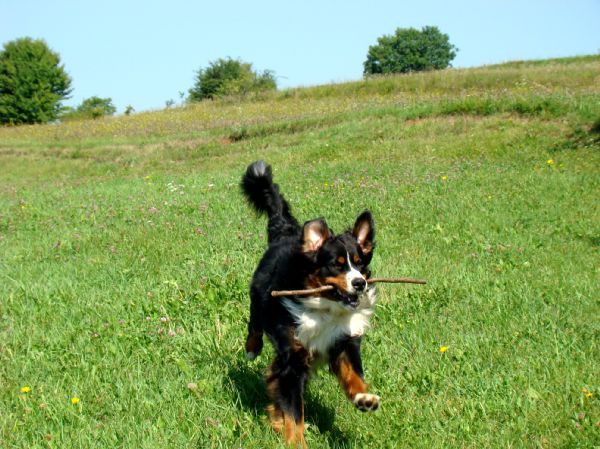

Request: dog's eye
left=353, top=254, right=361, bottom=265
left=336, top=256, right=346, bottom=266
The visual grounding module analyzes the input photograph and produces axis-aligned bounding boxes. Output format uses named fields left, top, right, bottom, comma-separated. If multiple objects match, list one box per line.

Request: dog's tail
left=241, top=160, right=300, bottom=243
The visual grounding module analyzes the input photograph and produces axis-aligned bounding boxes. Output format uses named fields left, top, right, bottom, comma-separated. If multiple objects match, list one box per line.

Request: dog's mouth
left=333, top=289, right=360, bottom=309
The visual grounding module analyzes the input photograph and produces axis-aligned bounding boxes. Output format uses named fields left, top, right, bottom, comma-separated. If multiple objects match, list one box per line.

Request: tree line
left=0, top=27, right=457, bottom=125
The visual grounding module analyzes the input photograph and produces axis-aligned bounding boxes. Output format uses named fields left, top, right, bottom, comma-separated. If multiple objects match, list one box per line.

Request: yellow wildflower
left=20, top=386, right=31, bottom=393
left=441, top=176, right=447, bottom=181
left=71, top=397, right=80, bottom=405
left=582, top=388, right=593, bottom=398
left=439, top=346, right=448, bottom=353
left=547, top=159, right=554, bottom=165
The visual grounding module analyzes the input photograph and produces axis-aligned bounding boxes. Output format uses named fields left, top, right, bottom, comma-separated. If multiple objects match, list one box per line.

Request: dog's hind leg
left=245, top=288, right=264, bottom=360
left=245, top=327, right=263, bottom=361
left=266, top=347, right=310, bottom=448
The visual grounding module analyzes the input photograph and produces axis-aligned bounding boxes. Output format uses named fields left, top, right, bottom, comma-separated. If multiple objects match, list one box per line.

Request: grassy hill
left=1, top=56, right=599, bottom=448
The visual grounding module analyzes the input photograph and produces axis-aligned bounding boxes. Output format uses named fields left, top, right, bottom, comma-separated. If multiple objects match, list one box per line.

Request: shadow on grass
left=553, top=119, right=600, bottom=152
left=226, top=360, right=353, bottom=448
left=575, top=234, right=600, bottom=248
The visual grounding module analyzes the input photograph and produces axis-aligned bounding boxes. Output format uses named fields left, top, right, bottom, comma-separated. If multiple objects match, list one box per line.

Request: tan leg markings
left=336, top=353, right=368, bottom=398
left=335, top=353, right=380, bottom=412
left=266, top=405, right=306, bottom=448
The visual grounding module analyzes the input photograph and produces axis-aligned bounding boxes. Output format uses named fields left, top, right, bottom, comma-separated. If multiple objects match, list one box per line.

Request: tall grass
left=1, top=55, right=598, bottom=147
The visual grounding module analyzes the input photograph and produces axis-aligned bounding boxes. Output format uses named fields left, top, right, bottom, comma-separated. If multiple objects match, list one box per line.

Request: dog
left=241, top=160, right=379, bottom=447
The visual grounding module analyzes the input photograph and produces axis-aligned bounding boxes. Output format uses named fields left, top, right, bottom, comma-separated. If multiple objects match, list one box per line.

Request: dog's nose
left=351, top=277, right=367, bottom=292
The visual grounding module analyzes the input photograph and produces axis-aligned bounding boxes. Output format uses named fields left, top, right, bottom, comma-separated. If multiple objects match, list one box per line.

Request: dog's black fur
left=241, top=161, right=379, bottom=446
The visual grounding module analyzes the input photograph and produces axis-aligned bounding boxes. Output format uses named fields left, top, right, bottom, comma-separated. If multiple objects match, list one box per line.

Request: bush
left=0, top=37, right=72, bottom=125
left=188, top=58, right=276, bottom=101
left=76, top=96, right=116, bottom=118
left=364, top=26, right=458, bottom=75
left=60, top=96, right=116, bottom=121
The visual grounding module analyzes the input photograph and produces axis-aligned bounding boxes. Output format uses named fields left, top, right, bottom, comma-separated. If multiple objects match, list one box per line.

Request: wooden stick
left=271, top=285, right=333, bottom=297
left=270, top=277, right=426, bottom=297
left=368, top=277, right=427, bottom=285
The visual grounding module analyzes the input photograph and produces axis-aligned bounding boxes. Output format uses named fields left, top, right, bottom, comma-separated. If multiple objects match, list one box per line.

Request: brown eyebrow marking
left=337, top=256, right=346, bottom=265
left=353, top=254, right=360, bottom=264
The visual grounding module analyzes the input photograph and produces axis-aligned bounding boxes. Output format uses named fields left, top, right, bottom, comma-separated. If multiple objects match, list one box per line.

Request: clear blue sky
left=2, top=0, right=599, bottom=113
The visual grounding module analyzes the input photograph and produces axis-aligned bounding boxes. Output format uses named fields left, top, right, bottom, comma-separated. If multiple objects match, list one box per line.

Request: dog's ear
left=302, top=219, right=331, bottom=253
left=353, top=210, right=375, bottom=254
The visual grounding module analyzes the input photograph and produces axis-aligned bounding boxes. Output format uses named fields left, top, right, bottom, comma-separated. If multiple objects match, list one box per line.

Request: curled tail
left=241, top=160, right=300, bottom=243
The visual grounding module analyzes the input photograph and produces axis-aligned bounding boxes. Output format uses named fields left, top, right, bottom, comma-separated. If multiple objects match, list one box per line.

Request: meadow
left=0, top=55, right=599, bottom=448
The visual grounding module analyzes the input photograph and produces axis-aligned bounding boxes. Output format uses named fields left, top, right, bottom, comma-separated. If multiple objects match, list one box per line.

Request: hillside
left=1, top=56, right=599, bottom=448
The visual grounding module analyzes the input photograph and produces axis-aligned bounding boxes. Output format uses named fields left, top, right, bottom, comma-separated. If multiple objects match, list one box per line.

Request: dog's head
left=301, top=210, right=375, bottom=309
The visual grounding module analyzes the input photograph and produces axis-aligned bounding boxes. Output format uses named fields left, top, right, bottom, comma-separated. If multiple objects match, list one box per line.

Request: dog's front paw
left=353, top=393, right=380, bottom=412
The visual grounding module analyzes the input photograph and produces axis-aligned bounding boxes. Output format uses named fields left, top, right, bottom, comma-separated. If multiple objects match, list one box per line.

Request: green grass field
left=1, top=56, right=599, bottom=448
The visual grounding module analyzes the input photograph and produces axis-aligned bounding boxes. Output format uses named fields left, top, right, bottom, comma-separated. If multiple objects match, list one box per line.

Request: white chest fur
left=282, top=288, right=376, bottom=356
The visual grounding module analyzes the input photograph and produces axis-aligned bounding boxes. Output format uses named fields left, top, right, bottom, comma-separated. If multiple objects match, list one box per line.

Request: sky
left=2, top=0, right=599, bottom=113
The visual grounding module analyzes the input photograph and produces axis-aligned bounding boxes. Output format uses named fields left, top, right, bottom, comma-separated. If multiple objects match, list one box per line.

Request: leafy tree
left=364, top=26, right=458, bottom=75
left=60, top=96, right=116, bottom=121
left=76, top=96, right=116, bottom=118
left=0, top=37, right=72, bottom=125
left=254, top=70, right=277, bottom=91
left=188, top=58, right=276, bottom=101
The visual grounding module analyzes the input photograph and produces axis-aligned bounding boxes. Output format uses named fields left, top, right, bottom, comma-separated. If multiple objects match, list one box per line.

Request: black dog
left=241, top=161, right=379, bottom=447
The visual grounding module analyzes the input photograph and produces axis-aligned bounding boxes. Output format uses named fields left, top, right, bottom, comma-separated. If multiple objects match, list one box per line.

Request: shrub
left=61, top=96, right=116, bottom=121
left=76, top=96, right=116, bottom=118
left=363, top=26, right=458, bottom=75
left=188, top=58, right=276, bottom=101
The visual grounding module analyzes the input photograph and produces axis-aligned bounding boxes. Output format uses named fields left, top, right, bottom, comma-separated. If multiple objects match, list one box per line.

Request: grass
left=1, top=55, right=599, bottom=448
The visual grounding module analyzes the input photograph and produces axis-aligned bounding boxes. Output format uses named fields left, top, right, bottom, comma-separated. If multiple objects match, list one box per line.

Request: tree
left=76, top=96, right=116, bottom=118
left=363, top=26, right=458, bottom=75
left=60, top=96, right=116, bottom=121
left=188, top=57, right=276, bottom=101
left=0, top=37, right=72, bottom=125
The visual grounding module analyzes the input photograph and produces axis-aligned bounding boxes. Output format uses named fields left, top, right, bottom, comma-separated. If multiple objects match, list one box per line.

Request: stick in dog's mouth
left=270, top=277, right=427, bottom=298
